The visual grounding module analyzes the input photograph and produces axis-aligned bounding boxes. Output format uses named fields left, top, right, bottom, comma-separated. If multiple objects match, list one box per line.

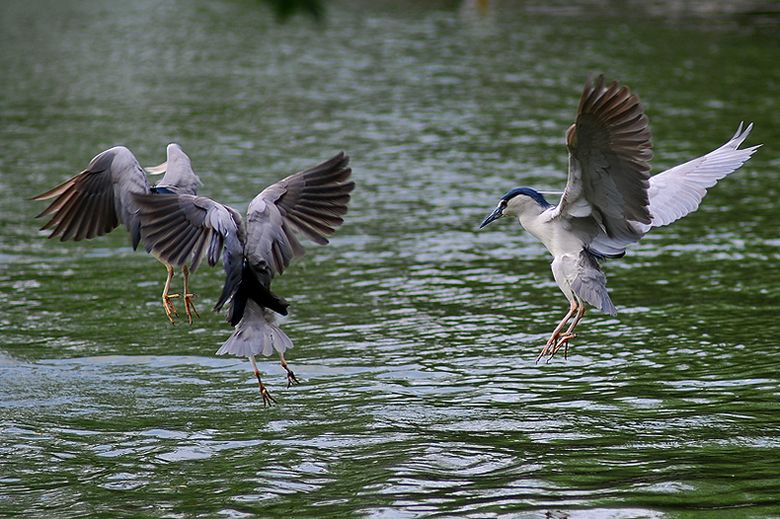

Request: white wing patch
left=643, top=123, right=760, bottom=231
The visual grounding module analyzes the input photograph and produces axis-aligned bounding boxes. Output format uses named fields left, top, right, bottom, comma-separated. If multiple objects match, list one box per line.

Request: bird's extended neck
left=517, top=202, right=584, bottom=257
left=515, top=200, right=551, bottom=234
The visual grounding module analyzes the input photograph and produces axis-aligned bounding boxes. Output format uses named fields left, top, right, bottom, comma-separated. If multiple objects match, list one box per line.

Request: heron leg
left=162, top=264, right=179, bottom=324
left=182, top=265, right=200, bottom=325
left=279, top=352, right=299, bottom=388
left=249, top=355, right=276, bottom=407
left=537, top=300, right=578, bottom=362
left=550, top=304, right=587, bottom=360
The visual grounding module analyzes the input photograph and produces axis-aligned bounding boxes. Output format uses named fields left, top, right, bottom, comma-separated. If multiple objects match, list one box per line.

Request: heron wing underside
left=133, top=193, right=245, bottom=308
left=33, top=146, right=151, bottom=248
left=643, top=122, right=760, bottom=230
left=244, top=151, right=355, bottom=277
left=554, top=75, right=653, bottom=246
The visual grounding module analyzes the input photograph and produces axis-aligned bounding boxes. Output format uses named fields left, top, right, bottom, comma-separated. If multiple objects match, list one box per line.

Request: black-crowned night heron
left=479, top=75, right=760, bottom=362
left=132, top=152, right=354, bottom=405
left=33, top=144, right=204, bottom=324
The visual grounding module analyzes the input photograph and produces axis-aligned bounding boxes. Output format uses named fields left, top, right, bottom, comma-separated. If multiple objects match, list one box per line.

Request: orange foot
left=283, top=365, right=299, bottom=388
left=253, top=370, right=277, bottom=407
left=259, top=382, right=277, bottom=407
left=549, top=333, right=576, bottom=361
left=163, top=293, right=179, bottom=325
left=184, top=293, right=200, bottom=325
left=536, top=333, right=561, bottom=363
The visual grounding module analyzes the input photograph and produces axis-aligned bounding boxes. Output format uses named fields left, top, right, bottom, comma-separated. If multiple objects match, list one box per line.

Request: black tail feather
left=227, top=262, right=288, bottom=326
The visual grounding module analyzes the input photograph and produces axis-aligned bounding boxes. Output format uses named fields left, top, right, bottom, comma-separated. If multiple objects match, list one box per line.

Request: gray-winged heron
left=133, top=152, right=354, bottom=405
left=33, top=143, right=204, bottom=324
left=479, top=75, right=760, bottom=361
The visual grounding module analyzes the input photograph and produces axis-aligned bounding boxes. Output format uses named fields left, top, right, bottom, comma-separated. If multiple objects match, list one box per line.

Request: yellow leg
left=182, top=265, right=200, bottom=325
left=162, top=264, right=179, bottom=324
left=550, top=305, right=587, bottom=360
left=249, top=355, right=276, bottom=407
left=280, top=352, right=299, bottom=388
left=537, top=300, right=577, bottom=362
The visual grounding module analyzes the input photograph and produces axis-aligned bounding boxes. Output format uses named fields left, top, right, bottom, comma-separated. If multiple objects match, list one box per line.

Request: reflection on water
left=2, top=0, right=780, bottom=517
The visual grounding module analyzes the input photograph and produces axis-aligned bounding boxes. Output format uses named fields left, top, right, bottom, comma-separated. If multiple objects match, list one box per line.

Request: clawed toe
left=538, top=302, right=586, bottom=363
left=537, top=332, right=577, bottom=363
left=162, top=293, right=180, bottom=324
left=259, top=384, right=277, bottom=407
left=280, top=356, right=299, bottom=388
left=285, top=368, right=299, bottom=388
left=184, top=293, right=200, bottom=325
left=548, top=332, right=576, bottom=361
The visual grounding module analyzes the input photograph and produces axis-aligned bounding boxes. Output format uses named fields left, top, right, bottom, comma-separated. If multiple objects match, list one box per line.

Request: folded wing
left=33, top=146, right=151, bottom=248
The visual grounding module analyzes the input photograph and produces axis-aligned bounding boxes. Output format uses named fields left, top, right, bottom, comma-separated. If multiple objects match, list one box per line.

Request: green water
left=2, top=1, right=780, bottom=517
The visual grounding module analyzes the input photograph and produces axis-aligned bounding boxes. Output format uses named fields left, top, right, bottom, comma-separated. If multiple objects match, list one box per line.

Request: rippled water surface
left=2, top=1, right=780, bottom=517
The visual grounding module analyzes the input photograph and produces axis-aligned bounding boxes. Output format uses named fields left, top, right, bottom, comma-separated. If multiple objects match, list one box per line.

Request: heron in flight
left=133, top=152, right=354, bottom=405
left=33, top=144, right=204, bottom=324
left=479, top=75, right=760, bottom=361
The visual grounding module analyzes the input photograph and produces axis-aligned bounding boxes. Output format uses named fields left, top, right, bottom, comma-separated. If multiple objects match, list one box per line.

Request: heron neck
left=517, top=205, right=578, bottom=256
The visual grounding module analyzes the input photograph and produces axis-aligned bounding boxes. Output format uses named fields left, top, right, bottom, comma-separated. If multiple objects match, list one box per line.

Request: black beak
left=479, top=205, right=503, bottom=229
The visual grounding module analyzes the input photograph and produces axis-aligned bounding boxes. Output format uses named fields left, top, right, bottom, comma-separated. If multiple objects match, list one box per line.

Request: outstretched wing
left=552, top=75, right=653, bottom=246
left=150, top=143, right=202, bottom=195
left=32, top=146, right=151, bottom=248
left=133, top=193, right=245, bottom=309
left=641, top=122, right=760, bottom=230
left=244, top=151, right=355, bottom=277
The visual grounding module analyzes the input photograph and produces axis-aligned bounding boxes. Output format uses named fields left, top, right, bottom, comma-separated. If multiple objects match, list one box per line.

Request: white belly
left=550, top=254, right=579, bottom=303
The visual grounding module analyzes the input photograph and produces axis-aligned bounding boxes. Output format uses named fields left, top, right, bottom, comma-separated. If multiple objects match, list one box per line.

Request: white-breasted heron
left=33, top=143, right=204, bottom=324
left=479, top=75, right=760, bottom=361
left=132, top=152, right=354, bottom=405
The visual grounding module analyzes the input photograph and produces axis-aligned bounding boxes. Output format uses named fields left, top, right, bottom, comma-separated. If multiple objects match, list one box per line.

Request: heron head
left=479, top=187, right=551, bottom=229
left=166, top=142, right=191, bottom=164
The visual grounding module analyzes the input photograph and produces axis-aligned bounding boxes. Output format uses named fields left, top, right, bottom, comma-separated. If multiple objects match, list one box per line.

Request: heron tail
left=571, top=250, right=618, bottom=316
left=216, top=300, right=293, bottom=357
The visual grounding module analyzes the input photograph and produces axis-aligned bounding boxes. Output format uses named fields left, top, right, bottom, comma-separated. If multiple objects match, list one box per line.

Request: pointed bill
left=479, top=204, right=504, bottom=229
left=145, top=162, right=167, bottom=175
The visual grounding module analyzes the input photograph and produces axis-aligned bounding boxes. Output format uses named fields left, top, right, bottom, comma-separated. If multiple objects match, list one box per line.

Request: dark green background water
left=2, top=1, right=779, bottom=517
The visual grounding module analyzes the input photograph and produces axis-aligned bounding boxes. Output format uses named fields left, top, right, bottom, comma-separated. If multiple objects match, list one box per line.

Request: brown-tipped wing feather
left=133, top=193, right=246, bottom=311
left=555, top=75, right=653, bottom=244
left=246, top=151, right=355, bottom=276
left=32, top=146, right=150, bottom=248
left=133, top=193, right=244, bottom=271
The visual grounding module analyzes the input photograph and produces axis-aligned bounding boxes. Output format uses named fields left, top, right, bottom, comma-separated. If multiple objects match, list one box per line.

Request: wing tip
left=727, top=121, right=761, bottom=152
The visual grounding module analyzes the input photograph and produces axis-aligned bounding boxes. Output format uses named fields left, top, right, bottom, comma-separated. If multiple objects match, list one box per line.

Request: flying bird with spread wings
left=33, top=144, right=204, bottom=324
left=133, top=152, right=354, bottom=405
left=479, top=75, right=760, bottom=361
